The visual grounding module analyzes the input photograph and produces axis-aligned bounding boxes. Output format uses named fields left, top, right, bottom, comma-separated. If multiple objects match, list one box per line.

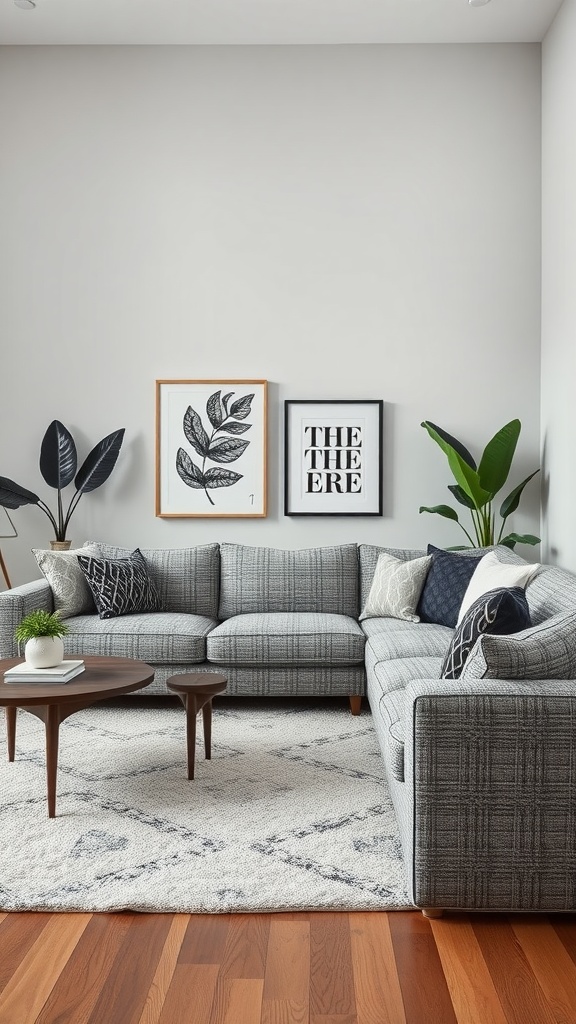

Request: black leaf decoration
left=204, top=467, right=243, bottom=489
left=183, top=406, right=210, bottom=458
left=229, top=394, right=254, bottom=421
left=40, top=420, right=77, bottom=490
left=206, top=391, right=223, bottom=430
left=221, top=392, right=234, bottom=413
left=176, top=449, right=205, bottom=489
left=220, top=421, right=252, bottom=435
left=0, top=476, right=40, bottom=509
left=74, top=429, right=125, bottom=494
left=208, top=437, right=250, bottom=464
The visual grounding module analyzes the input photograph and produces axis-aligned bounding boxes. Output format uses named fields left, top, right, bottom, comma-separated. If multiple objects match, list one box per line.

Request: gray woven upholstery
left=364, top=623, right=452, bottom=672
left=218, top=543, right=359, bottom=618
left=64, top=612, right=217, bottom=664
left=368, top=655, right=444, bottom=702
left=87, top=542, right=220, bottom=618
left=403, top=679, right=576, bottom=910
left=380, top=689, right=406, bottom=782
left=137, top=662, right=366, bottom=697
left=524, top=565, right=576, bottom=624
left=0, top=579, right=53, bottom=659
left=207, top=613, right=365, bottom=667
left=462, top=611, right=576, bottom=681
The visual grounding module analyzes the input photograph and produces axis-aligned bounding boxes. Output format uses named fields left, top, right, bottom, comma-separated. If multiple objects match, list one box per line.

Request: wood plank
left=429, top=917, right=508, bottom=1024
left=472, top=916, right=557, bottom=1024
left=158, top=964, right=219, bottom=1024
left=0, top=914, right=52, bottom=994
left=311, top=913, right=356, bottom=1017
left=551, top=915, right=576, bottom=966
left=388, top=911, right=457, bottom=1024
left=137, top=915, right=189, bottom=1024
left=511, top=917, right=576, bottom=1024
left=0, top=913, right=91, bottom=1024
left=86, top=914, right=174, bottom=1024
left=219, top=914, right=270, bottom=979
left=178, top=914, right=231, bottom=964
left=349, top=912, right=405, bottom=1024
left=311, top=1016, right=358, bottom=1024
left=35, top=914, right=134, bottom=1024
left=261, top=918, right=310, bottom=1024
left=210, top=978, right=263, bottom=1024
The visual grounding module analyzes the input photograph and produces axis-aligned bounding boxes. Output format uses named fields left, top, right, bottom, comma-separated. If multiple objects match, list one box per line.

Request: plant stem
left=37, top=500, right=60, bottom=537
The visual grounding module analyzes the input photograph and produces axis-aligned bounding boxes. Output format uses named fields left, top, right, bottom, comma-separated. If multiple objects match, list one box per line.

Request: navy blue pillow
left=441, top=586, right=531, bottom=680
left=416, top=545, right=483, bottom=628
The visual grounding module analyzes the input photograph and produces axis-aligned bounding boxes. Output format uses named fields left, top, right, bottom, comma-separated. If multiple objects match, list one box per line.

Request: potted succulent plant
left=15, top=609, right=70, bottom=668
left=0, top=420, right=125, bottom=549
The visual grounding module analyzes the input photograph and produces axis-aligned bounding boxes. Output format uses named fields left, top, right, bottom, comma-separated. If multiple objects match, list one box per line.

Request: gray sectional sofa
left=2, top=539, right=576, bottom=915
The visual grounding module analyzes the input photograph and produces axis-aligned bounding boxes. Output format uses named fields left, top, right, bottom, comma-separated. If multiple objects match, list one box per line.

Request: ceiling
left=0, top=0, right=564, bottom=45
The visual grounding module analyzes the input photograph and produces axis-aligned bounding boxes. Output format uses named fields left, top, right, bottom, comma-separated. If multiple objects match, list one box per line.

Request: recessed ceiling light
left=14, top=0, right=36, bottom=8
left=468, top=0, right=492, bottom=6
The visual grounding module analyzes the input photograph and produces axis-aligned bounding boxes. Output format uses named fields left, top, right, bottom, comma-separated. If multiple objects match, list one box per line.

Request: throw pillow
left=461, top=610, right=576, bottom=680
left=77, top=549, right=161, bottom=620
left=416, top=545, right=483, bottom=629
left=33, top=544, right=101, bottom=619
left=457, top=550, right=540, bottom=625
left=441, top=586, right=531, bottom=680
left=359, top=552, right=432, bottom=623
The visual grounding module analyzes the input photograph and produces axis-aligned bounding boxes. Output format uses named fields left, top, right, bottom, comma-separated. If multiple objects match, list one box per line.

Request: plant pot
left=24, top=636, right=65, bottom=669
left=50, top=540, right=71, bottom=551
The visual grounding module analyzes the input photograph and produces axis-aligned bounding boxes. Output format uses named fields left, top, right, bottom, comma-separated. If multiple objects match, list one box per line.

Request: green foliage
left=14, top=609, right=69, bottom=643
left=419, top=419, right=540, bottom=550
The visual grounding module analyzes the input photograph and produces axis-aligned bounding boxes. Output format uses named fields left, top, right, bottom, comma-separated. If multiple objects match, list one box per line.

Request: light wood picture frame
left=156, top=380, right=267, bottom=518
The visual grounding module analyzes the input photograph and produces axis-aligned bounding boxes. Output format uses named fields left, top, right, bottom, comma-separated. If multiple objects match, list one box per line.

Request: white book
left=4, top=660, right=85, bottom=684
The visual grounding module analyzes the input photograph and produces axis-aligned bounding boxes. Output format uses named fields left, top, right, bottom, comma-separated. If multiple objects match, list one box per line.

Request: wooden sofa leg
left=349, top=696, right=362, bottom=716
left=422, top=908, right=444, bottom=919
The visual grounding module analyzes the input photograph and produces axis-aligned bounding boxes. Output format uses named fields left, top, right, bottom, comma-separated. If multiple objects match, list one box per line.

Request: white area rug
left=0, top=698, right=410, bottom=913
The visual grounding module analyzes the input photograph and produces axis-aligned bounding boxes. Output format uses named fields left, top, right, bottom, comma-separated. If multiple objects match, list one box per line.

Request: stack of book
left=3, top=660, right=85, bottom=684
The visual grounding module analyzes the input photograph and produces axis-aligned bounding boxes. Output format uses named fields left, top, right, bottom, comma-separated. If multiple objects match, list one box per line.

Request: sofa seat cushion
left=64, top=612, right=218, bottom=664
left=380, top=689, right=406, bottom=782
left=363, top=620, right=452, bottom=676
left=206, top=612, right=365, bottom=667
left=369, top=655, right=444, bottom=699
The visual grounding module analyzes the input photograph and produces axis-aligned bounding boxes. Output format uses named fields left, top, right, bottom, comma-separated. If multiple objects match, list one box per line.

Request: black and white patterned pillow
left=441, top=586, right=531, bottom=680
left=77, top=549, right=161, bottom=620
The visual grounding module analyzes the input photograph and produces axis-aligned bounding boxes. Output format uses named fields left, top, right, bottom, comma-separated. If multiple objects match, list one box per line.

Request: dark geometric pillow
left=416, top=545, right=483, bottom=628
left=77, top=548, right=161, bottom=620
left=441, top=586, right=531, bottom=680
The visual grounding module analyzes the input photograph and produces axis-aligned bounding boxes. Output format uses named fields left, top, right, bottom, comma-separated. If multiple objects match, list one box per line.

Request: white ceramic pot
left=25, top=636, right=65, bottom=669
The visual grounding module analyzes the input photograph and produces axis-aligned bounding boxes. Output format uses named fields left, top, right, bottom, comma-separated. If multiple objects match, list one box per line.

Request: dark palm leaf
left=39, top=420, right=77, bottom=490
left=183, top=406, right=209, bottom=458
left=0, top=476, right=40, bottom=509
left=422, top=421, right=477, bottom=469
left=448, top=484, right=476, bottom=509
left=74, top=429, right=125, bottom=493
left=176, top=449, right=205, bottom=489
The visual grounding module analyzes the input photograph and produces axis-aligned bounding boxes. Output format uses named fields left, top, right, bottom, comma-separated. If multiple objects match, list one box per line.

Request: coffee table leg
left=202, top=700, right=213, bottom=760
left=45, top=705, right=60, bottom=818
left=5, top=707, right=16, bottom=762
left=185, top=695, right=198, bottom=781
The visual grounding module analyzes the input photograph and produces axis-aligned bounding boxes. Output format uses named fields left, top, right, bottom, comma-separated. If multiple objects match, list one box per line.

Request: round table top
left=0, top=655, right=155, bottom=706
left=167, top=672, right=228, bottom=696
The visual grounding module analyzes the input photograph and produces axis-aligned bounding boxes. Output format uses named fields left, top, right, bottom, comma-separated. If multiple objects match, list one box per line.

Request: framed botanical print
left=284, top=399, right=383, bottom=516
left=156, top=380, right=267, bottom=517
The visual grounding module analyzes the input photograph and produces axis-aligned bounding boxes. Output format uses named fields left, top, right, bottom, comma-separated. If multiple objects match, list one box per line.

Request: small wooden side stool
left=166, top=672, right=227, bottom=780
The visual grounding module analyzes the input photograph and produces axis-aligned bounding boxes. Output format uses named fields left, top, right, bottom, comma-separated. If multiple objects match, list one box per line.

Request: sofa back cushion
left=218, top=543, right=359, bottom=618
left=86, top=542, right=220, bottom=618
left=359, top=545, right=425, bottom=610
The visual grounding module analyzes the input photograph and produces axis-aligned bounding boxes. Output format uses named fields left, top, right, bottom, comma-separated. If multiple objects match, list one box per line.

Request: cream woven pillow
left=33, top=544, right=100, bottom=619
left=360, top=552, right=432, bottom=623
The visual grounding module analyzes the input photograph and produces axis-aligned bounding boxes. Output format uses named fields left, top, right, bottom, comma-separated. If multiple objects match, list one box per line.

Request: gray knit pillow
left=33, top=544, right=100, bottom=619
left=461, top=611, right=576, bottom=680
left=359, top=552, right=432, bottom=623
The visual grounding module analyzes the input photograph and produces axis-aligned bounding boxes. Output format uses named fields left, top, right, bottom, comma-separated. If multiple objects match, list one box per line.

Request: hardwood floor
left=1, top=911, right=576, bottom=1024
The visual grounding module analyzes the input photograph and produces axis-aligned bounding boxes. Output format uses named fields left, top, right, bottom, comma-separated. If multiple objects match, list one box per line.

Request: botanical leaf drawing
left=176, top=389, right=254, bottom=505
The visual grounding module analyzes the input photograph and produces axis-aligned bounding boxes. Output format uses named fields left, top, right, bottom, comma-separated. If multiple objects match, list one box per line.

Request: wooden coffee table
left=0, top=655, right=154, bottom=817
left=166, top=672, right=227, bottom=780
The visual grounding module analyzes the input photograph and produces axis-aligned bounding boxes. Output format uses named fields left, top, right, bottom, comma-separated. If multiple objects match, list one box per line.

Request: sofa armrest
left=0, top=580, right=54, bottom=659
left=402, top=677, right=576, bottom=911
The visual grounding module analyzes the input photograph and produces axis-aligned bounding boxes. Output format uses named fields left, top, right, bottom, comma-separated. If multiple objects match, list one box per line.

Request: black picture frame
left=284, top=399, right=383, bottom=516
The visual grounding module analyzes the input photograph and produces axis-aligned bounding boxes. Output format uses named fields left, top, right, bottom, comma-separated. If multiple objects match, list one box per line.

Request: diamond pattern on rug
left=0, top=699, right=410, bottom=913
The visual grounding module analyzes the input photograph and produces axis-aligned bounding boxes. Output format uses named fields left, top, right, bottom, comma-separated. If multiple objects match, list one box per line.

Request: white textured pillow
left=33, top=544, right=100, bottom=619
left=457, top=550, right=540, bottom=625
left=360, top=552, right=432, bottom=623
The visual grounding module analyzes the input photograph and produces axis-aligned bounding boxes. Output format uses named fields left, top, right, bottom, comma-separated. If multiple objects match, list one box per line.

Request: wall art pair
left=156, top=380, right=382, bottom=518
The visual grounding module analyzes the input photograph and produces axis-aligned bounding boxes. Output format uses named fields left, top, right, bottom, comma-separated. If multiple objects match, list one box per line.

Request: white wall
left=542, top=1, right=576, bottom=570
left=0, top=44, right=542, bottom=586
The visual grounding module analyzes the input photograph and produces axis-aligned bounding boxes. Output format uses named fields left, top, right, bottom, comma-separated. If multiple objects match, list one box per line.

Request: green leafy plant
left=419, top=419, right=540, bottom=550
left=0, top=420, right=125, bottom=542
left=14, top=609, right=69, bottom=644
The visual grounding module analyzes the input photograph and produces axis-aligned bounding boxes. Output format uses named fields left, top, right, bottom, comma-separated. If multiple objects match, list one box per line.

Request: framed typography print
left=156, top=380, right=267, bottom=517
left=284, top=399, right=383, bottom=516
